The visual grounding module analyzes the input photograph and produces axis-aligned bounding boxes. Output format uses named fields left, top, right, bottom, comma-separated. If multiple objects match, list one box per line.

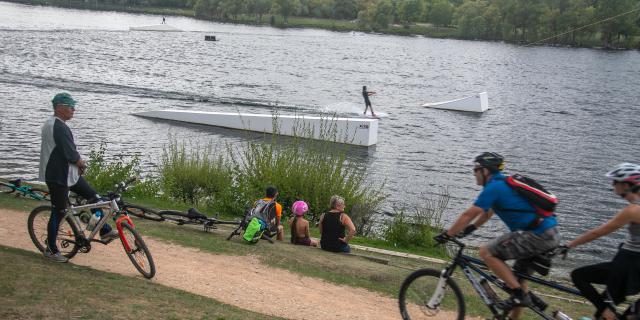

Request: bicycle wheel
left=0, top=182, right=15, bottom=194
left=158, top=210, right=190, bottom=224
left=27, top=205, right=80, bottom=259
left=123, top=203, right=164, bottom=222
left=120, top=221, right=156, bottom=279
left=399, top=268, right=465, bottom=320
left=29, top=188, right=51, bottom=201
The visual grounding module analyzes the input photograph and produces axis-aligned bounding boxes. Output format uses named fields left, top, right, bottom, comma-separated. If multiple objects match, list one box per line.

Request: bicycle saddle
left=513, top=252, right=553, bottom=276
left=187, top=208, right=208, bottom=220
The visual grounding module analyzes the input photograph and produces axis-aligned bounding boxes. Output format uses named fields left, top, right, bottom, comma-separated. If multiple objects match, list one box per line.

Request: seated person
left=288, top=200, right=318, bottom=247
left=255, top=186, right=284, bottom=241
left=319, top=195, right=356, bottom=253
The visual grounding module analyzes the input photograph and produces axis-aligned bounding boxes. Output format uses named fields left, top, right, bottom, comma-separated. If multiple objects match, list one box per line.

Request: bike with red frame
left=27, top=177, right=156, bottom=279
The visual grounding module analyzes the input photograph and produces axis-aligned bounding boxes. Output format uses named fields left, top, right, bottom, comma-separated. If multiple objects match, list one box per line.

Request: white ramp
left=422, top=92, right=489, bottom=113
left=134, top=110, right=379, bottom=147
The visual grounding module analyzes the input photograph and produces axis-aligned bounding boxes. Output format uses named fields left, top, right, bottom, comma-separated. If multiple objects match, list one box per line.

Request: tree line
left=57, top=0, right=640, bottom=47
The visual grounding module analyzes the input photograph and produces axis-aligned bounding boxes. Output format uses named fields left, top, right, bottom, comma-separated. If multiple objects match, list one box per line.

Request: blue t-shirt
left=473, top=172, right=557, bottom=234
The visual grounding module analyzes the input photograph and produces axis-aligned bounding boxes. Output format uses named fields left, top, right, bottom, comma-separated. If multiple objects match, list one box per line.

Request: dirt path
left=0, top=208, right=459, bottom=320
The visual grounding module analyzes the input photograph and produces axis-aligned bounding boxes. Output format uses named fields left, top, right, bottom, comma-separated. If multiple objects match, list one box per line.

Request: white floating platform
left=134, top=110, right=378, bottom=147
left=422, top=92, right=489, bottom=113
left=129, top=24, right=182, bottom=32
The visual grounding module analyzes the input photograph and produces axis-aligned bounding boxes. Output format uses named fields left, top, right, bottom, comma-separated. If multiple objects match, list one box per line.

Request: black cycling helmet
left=473, top=152, right=505, bottom=172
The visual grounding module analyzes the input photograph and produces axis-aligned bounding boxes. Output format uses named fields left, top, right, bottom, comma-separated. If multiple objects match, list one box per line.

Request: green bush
left=157, top=116, right=386, bottom=234
left=159, top=139, right=234, bottom=213
left=384, top=190, right=449, bottom=248
left=84, top=142, right=143, bottom=195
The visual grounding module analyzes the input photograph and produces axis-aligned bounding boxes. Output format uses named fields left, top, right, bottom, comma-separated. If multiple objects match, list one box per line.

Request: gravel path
left=0, top=208, right=462, bottom=320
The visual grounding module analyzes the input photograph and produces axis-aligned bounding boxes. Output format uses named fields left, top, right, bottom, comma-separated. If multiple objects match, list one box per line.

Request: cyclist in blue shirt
left=437, top=152, right=560, bottom=317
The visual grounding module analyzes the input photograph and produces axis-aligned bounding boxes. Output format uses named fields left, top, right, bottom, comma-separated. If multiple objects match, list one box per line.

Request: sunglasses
left=473, top=167, right=483, bottom=173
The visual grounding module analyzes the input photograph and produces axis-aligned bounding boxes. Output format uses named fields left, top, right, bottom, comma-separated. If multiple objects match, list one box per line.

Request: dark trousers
left=46, top=177, right=112, bottom=253
left=571, top=262, right=614, bottom=317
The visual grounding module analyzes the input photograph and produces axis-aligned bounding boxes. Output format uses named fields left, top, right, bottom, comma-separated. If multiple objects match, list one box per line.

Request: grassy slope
left=0, top=192, right=594, bottom=318
left=0, top=245, right=279, bottom=320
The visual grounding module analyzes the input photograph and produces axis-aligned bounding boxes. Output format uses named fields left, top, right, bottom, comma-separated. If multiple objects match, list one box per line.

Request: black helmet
left=474, top=152, right=505, bottom=172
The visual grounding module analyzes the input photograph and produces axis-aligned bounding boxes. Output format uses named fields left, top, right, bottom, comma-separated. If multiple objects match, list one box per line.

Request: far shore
left=5, top=0, right=637, bottom=50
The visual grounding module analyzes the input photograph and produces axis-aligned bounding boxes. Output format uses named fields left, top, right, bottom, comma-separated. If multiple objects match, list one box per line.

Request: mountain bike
left=27, top=177, right=156, bottom=279
left=121, top=203, right=165, bottom=222
left=0, top=178, right=50, bottom=201
left=159, top=207, right=240, bottom=232
left=398, top=234, right=582, bottom=320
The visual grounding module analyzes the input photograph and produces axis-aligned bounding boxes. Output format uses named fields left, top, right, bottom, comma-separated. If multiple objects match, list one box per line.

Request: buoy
left=205, top=35, right=217, bottom=41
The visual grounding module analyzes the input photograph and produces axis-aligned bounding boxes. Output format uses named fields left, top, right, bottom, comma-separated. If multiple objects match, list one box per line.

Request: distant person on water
left=362, top=86, right=376, bottom=117
left=561, top=163, right=640, bottom=320
left=162, top=17, right=166, bottom=24
left=289, top=201, right=318, bottom=247
left=39, top=93, right=118, bottom=263
left=319, top=195, right=356, bottom=253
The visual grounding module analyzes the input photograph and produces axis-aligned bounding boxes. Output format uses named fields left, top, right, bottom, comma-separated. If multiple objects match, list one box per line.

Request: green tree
left=373, top=0, right=393, bottom=29
left=398, top=0, right=423, bottom=25
left=194, top=0, right=210, bottom=18
left=596, top=0, right=638, bottom=47
left=272, top=0, right=299, bottom=23
left=455, top=0, right=489, bottom=38
left=309, top=0, right=333, bottom=18
left=247, top=0, right=272, bottom=21
left=428, top=0, right=454, bottom=26
left=220, top=0, right=246, bottom=20
left=334, top=0, right=359, bottom=19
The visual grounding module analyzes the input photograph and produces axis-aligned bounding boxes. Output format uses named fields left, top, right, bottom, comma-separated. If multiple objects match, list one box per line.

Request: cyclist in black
left=563, top=163, right=640, bottom=320
left=39, top=93, right=118, bottom=263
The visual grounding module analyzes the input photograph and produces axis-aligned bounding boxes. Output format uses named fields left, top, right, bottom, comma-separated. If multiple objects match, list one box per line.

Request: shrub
left=84, top=142, right=142, bottom=195
left=384, top=189, right=449, bottom=248
left=159, top=139, right=234, bottom=212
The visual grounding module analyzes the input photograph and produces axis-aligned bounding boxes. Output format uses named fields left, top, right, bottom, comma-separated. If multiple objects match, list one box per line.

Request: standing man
left=436, top=152, right=559, bottom=318
left=362, top=86, right=376, bottom=117
left=39, top=93, right=118, bottom=263
left=162, top=16, right=166, bottom=24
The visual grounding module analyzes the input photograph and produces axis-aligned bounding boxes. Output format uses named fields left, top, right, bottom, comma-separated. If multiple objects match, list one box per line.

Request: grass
left=0, top=245, right=279, bottom=320
left=0, top=191, right=595, bottom=319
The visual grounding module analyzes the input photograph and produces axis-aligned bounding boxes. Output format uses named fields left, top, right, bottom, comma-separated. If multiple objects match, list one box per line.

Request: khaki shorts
left=487, top=227, right=560, bottom=261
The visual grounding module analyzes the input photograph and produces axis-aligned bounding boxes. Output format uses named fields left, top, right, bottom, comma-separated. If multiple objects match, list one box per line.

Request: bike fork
left=115, top=215, right=135, bottom=252
left=427, top=269, right=449, bottom=309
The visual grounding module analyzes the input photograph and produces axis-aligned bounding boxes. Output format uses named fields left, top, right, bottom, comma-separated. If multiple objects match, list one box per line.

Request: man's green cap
left=52, top=92, right=76, bottom=108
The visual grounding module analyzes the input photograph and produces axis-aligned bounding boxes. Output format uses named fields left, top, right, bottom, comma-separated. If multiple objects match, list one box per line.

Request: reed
left=158, top=115, right=386, bottom=234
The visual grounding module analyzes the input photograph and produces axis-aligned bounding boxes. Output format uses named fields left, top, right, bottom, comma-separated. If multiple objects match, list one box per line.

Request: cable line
left=522, top=5, right=640, bottom=47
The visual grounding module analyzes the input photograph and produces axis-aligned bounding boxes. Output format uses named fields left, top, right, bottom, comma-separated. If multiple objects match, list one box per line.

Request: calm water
left=1, top=2, right=639, bottom=270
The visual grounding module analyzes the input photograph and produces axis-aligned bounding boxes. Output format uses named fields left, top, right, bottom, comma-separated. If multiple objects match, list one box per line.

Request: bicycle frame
left=3, top=180, right=48, bottom=200
left=441, top=237, right=583, bottom=319
left=63, top=198, right=135, bottom=250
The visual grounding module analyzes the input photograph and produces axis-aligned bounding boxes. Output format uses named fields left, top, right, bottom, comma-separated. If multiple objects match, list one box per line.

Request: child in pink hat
left=289, top=201, right=318, bottom=247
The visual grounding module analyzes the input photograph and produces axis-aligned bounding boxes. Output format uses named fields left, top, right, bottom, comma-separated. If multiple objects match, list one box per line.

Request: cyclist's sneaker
left=43, top=249, right=69, bottom=263
left=496, top=290, right=532, bottom=310
left=100, top=230, right=119, bottom=241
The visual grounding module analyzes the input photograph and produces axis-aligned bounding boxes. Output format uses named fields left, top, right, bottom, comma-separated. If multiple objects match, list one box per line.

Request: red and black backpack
left=505, top=174, right=558, bottom=218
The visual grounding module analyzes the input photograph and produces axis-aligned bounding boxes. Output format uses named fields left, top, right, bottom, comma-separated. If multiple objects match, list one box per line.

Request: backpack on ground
left=242, top=199, right=276, bottom=244
left=506, top=174, right=558, bottom=217
left=242, top=217, right=268, bottom=243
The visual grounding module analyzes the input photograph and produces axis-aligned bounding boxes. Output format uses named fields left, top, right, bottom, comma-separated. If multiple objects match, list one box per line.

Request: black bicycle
left=158, top=208, right=240, bottom=232
left=398, top=234, right=583, bottom=320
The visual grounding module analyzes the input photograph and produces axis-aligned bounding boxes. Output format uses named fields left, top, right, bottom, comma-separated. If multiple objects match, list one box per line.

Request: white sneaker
left=100, top=229, right=119, bottom=241
left=44, top=249, right=69, bottom=263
